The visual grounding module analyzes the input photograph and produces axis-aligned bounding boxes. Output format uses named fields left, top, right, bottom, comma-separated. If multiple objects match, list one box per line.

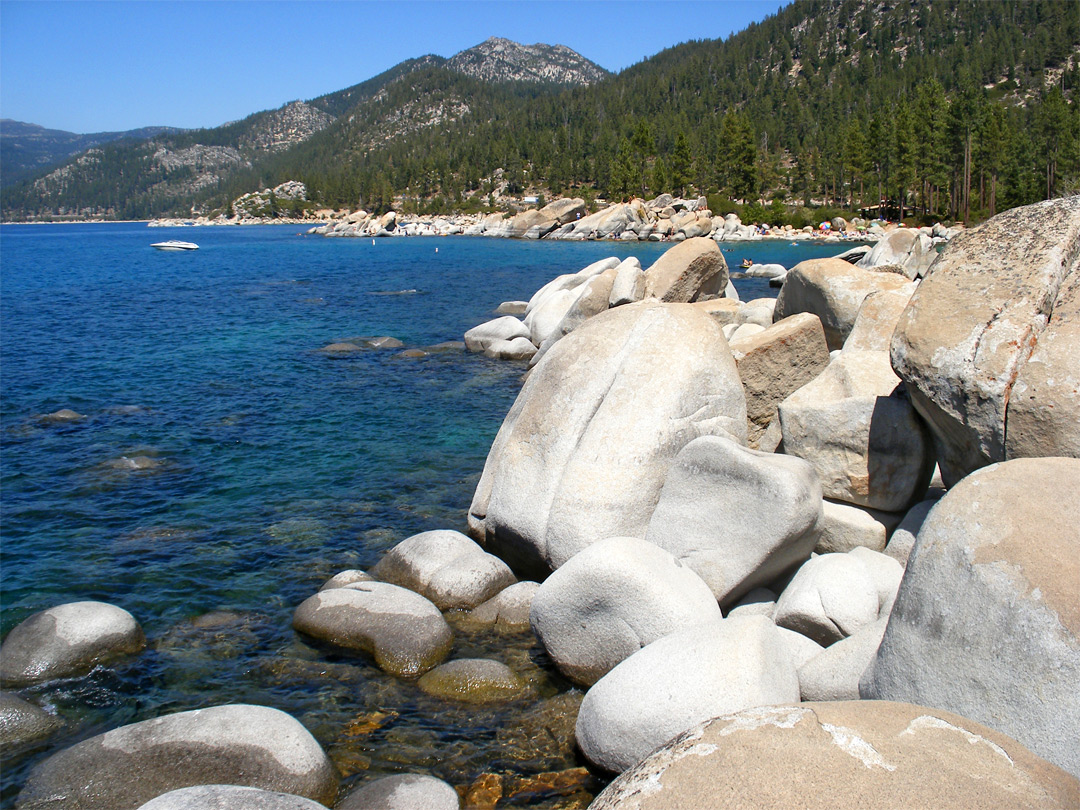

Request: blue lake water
left=0, top=223, right=849, bottom=805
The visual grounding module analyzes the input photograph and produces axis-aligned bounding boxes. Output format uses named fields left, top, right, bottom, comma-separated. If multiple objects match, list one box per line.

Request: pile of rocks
left=5, top=197, right=1077, bottom=808
left=460, top=196, right=1080, bottom=802
left=306, top=194, right=963, bottom=246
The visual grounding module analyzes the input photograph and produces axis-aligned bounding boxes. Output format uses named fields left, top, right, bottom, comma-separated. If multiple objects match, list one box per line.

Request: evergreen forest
left=3, top=0, right=1078, bottom=225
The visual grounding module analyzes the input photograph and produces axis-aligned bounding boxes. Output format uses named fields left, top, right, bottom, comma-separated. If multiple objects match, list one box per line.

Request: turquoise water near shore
left=0, top=224, right=849, bottom=805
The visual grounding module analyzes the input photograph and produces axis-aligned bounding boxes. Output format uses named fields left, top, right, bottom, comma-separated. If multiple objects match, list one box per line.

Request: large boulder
left=16, top=705, right=338, bottom=810
left=538, top=197, right=587, bottom=225
left=529, top=537, right=722, bottom=686
left=777, top=350, right=935, bottom=512
left=136, top=786, right=326, bottom=810
left=842, top=286, right=917, bottom=352
left=642, top=238, right=728, bottom=303
left=773, top=553, right=880, bottom=646
left=464, top=317, right=530, bottom=353
left=861, top=457, right=1080, bottom=777
left=371, top=530, right=516, bottom=611
left=337, top=774, right=461, bottom=810
left=856, top=227, right=937, bottom=278
left=0, top=601, right=145, bottom=687
left=728, top=313, right=831, bottom=446
left=775, top=258, right=915, bottom=350
left=461, top=581, right=539, bottom=633
left=590, top=702, right=1080, bottom=809
left=815, top=499, right=903, bottom=554
left=644, top=436, right=822, bottom=606
left=292, top=582, right=453, bottom=677
left=891, top=197, right=1080, bottom=486
left=575, top=616, right=799, bottom=773
left=468, top=301, right=747, bottom=578
left=608, top=257, right=645, bottom=307
left=533, top=266, right=619, bottom=360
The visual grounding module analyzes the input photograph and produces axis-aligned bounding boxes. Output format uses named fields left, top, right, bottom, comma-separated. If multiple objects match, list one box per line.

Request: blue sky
left=1, top=1, right=784, bottom=133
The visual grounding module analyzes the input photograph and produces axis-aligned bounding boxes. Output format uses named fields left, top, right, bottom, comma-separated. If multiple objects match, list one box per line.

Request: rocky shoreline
left=3, top=197, right=1078, bottom=809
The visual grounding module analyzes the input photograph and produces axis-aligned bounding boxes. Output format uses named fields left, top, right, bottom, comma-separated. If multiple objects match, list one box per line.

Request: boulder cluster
left=4, top=197, right=1078, bottom=809
left=307, top=193, right=963, bottom=245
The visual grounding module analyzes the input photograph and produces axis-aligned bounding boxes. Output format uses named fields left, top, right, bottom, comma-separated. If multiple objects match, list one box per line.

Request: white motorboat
left=151, top=240, right=199, bottom=251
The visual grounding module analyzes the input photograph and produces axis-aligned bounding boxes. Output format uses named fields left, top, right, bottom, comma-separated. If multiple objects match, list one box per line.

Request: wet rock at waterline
left=590, top=702, right=1080, bottom=810
left=417, top=658, right=527, bottom=704
left=136, top=785, right=328, bottom=810
left=575, top=615, right=799, bottom=774
left=0, top=601, right=146, bottom=687
left=529, top=536, right=722, bottom=686
left=0, top=692, right=63, bottom=748
left=16, top=704, right=339, bottom=810
left=468, top=301, right=747, bottom=578
left=461, top=581, right=539, bottom=632
left=292, top=582, right=453, bottom=677
left=464, top=316, right=531, bottom=353
left=645, top=436, right=822, bottom=607
left=862, top=457, right=1080, bottom=777
left=336, top=773, right=461, bottom=810
left=371, top=530, right=516, bottom=611
left=39, top=408, right=85, bottom=423
left=318, top=569, right=375, bottom=591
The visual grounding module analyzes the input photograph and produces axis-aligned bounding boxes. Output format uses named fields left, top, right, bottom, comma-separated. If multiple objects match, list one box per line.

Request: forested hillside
left=3, top=0, right=1077, bottom=223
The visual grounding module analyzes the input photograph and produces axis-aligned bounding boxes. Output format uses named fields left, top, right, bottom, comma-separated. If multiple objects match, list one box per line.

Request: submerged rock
left=0, top=692, right=63, bottom=748
left=336, top=774, right=460, bottom=810
left=417, top=658, right=527, bottom=703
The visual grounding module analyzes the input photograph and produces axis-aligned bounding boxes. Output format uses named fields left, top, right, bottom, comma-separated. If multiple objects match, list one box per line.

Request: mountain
left=0, top=120, right=184, bottom=186
left=446, top=37, right=609, bottom=85
left=0, top=36, right=604, bottom=220
left=3, top=3, right=1077, bottom=223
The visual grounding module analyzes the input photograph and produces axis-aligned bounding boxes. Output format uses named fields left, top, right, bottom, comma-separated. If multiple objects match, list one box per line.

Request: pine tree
left=670, top=131, right=694, bottom=197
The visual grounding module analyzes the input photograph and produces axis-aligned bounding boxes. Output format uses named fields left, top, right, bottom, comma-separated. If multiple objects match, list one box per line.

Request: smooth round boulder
left=318, top=569, right=374, bottom=591
left=644, top=436, right=822, bottom=607
left=16, top=704, right=338, bottom=810
left=462, top=581, right=539, bottom=632
left=337, top=774, right=460, bottom=810
left=862, top=457, right=1080, bottom=777
left=292, top=582, right=453, bottom=678
left=371, top=530, right=516, bottom=611
left=464, top=316, right=530, bottom=354
left=575, top=616, right=799, bottom=773
left=0, top=691, right=63, bottom=748
left=40, top=409, right=85, bottom=423
left=136, top=785, right=326, bottom=810
left=773, top=553, right=879, bottom=646
left=417, top=658, right=526, bottom=704
left=590, top=702, right=1080, bottom=809
left=469, top=300, right=747, bottom=578
left=485, top=336, right=537, bottom=361
left=530, top=536, right=722, bottom=686
left=0, top=601, right=146, bottom=687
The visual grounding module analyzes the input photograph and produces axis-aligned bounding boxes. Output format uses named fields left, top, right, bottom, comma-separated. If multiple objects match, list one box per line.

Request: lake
left=0, top=223, right=850, bottom=806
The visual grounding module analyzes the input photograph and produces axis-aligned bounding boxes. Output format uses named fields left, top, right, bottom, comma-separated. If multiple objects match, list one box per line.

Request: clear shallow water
left=0, top=224, right=848, bottom=806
